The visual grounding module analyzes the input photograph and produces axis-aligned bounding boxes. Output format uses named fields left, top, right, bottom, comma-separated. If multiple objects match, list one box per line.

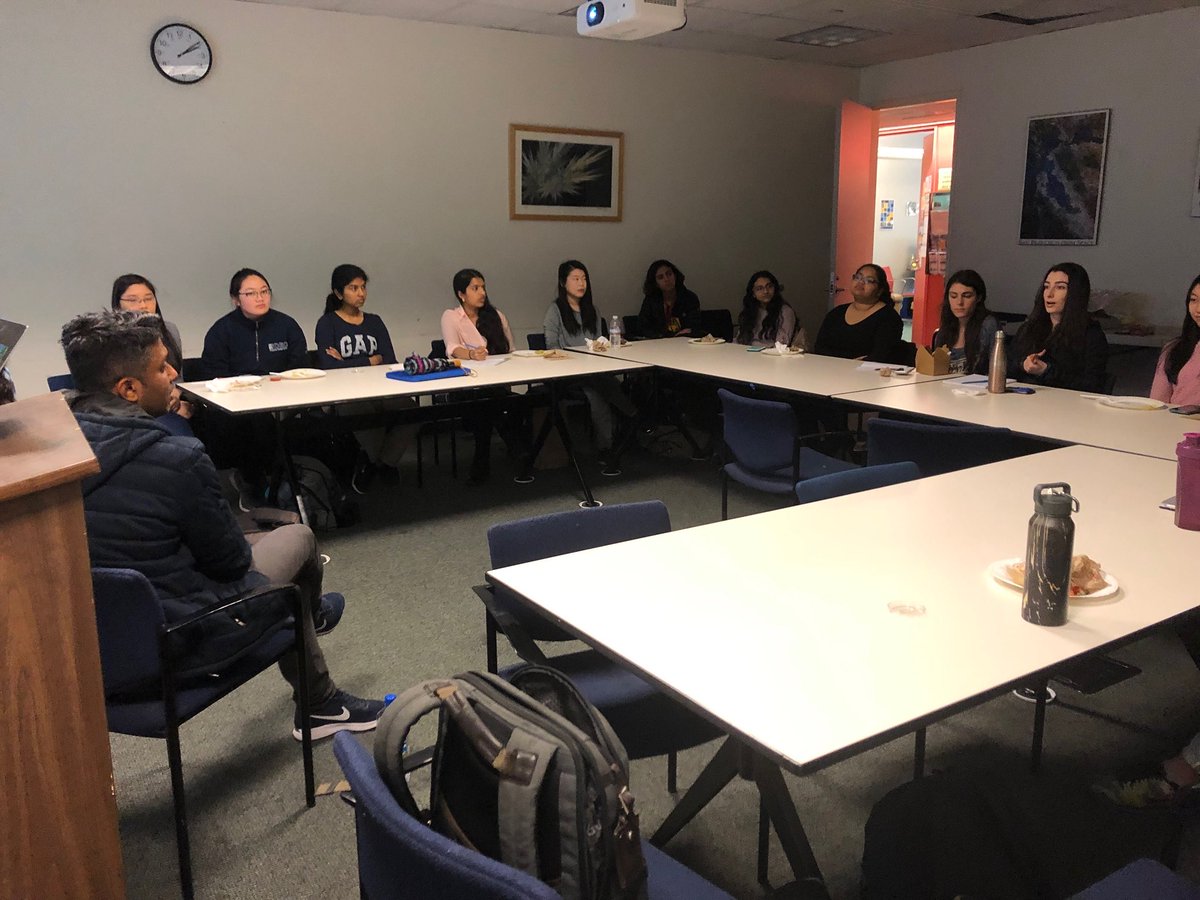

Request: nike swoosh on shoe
left=312, top=707, right=351, bottom=722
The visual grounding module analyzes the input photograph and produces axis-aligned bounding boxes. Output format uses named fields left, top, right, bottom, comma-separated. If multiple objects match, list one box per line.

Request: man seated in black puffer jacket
left=62, top=309, right=383, bottom=741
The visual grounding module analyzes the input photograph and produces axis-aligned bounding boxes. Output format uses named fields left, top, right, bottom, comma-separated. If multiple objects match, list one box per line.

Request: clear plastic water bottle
left=609, top=315, right=622, bottom=347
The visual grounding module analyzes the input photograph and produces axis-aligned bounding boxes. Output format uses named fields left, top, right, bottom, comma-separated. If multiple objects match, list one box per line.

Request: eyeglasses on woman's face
left=238, top=288, right=272, bottom=300
left=852, top=272, right=878, bottom=285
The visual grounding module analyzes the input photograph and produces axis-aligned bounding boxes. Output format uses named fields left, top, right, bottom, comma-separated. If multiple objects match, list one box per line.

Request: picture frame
left=509, top=124, right=623, bottom=222
left=1192, top=134, right=1200, bottom=217
left=1018, top=109, right=1110, bottom=245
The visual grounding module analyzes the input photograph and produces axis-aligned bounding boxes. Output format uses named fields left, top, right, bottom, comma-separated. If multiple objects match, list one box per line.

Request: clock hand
left=176, top=41, right=202, bottom=58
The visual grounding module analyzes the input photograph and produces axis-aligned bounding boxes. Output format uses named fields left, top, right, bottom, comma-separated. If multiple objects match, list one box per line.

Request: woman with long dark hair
left=442, top=269, right=529, bottom=484
left=931, top=269, right=1000, bottom=375
left=814, top=263, right=902, bottom=361
left=543, top=260, right=637, bottom=470
left=1151, top=274, right=1200, bottom=405
left=111, top=273, right=191, bottom=422
left=637, top=259, right=700, bottom=339
left=1009, top=262, right=1108, bottom=392
left=442, top=268, right=513, bottom=359
left=315, top=263, right=397, bottom=369
left=735, top=270, right=797, bottom=347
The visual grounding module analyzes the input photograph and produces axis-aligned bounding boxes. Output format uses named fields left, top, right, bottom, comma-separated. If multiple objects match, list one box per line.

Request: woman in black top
left=930, top=269, right=1001, bottom=375
left=314, top=264, right=397, bottom=369
left=1009, top=262, right=1108, bottom=393
left=637, top=259, right=700, bottom=338
left=814, top=263, right=903, bottom=361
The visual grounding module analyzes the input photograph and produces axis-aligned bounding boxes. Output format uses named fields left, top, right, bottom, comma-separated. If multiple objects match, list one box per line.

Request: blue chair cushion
left=1072, top=859, right=1200, bottom=899
left=725, top=448, right=857, bottom=494
left=501, top=652, right=721, bottom=760
left=795, top=461, right=921, bottom=504
left=105, top=629, right=295, bottom=737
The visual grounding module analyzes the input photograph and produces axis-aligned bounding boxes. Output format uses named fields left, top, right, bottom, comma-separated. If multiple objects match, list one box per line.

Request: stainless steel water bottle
left=1021, top=483, right=1078, bottom=627
left=987, top=330, right=1007, bottom=394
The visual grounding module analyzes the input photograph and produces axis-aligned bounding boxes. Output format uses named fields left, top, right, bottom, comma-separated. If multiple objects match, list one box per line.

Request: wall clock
left=151, top=23, right=211, bottom=84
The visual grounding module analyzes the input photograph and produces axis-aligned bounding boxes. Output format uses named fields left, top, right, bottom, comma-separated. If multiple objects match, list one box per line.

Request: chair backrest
left=333, top=732, right=557, bottom=900
left=622, top=315, right=641, bottom=341
left=795, top=461, right=920, bottom=504
left=698, top=309, right=734, bottom=342
left=717, top=388, right=797, bottom=474
left=430, top=339, right=447, bottom=359
left=180, top=357, right=206, bottom=381
left=866, top=418, right=1035, bottom=476
left=526, top=333, right=547, bottom=351
left=47, top=373, right=75, bottom=391
left=488, top=501, right=671, bottom=642
left=91, top=568, right=167, bottom=698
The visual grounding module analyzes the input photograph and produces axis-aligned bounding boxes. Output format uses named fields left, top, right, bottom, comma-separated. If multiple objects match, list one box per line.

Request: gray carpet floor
left=110, top=425, right=1200, bottom=899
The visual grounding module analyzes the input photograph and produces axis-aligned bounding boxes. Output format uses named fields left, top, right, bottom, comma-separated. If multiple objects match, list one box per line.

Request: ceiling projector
left=577, top=0, right=686, bottom=40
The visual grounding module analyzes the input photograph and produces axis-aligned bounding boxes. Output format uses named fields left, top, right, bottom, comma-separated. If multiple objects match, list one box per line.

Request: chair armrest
left=162, top=582, right=302, bottom=637
left=472, top=584, right=551, bottom=666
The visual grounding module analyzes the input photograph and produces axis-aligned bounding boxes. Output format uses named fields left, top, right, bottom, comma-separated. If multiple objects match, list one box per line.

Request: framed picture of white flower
left=509, top=124, right=623, bottom=222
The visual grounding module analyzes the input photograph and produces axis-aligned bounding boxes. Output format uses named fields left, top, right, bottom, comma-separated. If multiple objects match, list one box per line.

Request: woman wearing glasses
left=111, top=273, right=192, bottom=422
left=814, top=263, right=903, bottom=361
left=201, top=268, right=308, bottom=378
left=735, top=270, right=799, bottom=347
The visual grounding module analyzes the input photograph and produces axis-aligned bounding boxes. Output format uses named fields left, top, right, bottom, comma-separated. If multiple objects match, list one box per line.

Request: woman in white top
left=542, top=260, right=636, bottom=471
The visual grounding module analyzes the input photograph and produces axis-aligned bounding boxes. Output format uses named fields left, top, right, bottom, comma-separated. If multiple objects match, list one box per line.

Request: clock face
left=151, top=24, right=211, bottom=84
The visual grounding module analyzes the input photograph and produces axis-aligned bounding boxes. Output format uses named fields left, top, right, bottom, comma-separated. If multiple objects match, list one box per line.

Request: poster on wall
left=1192, top=135, right=1200, bottom=217
left=509, top=124, right=623, bottom=221
left=1018, top=109, right=1110, bottom=245
left=878, top=199, right=894, bottom=230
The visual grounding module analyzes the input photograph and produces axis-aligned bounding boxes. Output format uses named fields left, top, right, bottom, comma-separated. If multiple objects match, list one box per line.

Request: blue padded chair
left=795, top=461, right=921, bottom=504
left=92, top=568, right=315, bottom=900
left=1073, top=858, right=1200, bottom=899
left=866, top=417, right=1045, bottom=476
left=478, top=501, right=722, bottom=792
left=333, top=732, right=733, bottom=900
left=527, top=332, right=547, bottom=351
left=47, top=372, right=75, bottom=391
left=717, top=388, right=858, bottom=520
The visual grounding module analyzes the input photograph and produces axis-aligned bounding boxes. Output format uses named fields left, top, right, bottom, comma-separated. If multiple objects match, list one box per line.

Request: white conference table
left=488, top=445, right=1195, bottom=881
left=845, top=378, right=1196, bottom=462
left=178, top=353, right=651, bottom=509
left=575, top=338, right=954, bottom=397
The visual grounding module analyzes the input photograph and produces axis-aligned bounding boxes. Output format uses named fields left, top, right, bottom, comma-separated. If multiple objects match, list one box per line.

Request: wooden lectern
left=0, top=392, right=126, bottom=897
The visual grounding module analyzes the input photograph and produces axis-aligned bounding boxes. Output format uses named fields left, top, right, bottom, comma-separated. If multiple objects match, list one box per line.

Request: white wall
left=860, top=7, right=1200, bottom=324
left=872, top=134, right=925, bottom=291
left=0, top=0, right=856, bottom=394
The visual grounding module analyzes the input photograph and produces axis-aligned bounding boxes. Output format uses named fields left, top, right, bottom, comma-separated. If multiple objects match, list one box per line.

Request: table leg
left=913, top=727, right=926, bottom=780
left=650, top=737, right=740, bottom=847
left=753, top=756, right=824, bottom=883
left=273, top=412, right=308, bottom=527
left=547, top=382, right=598, bottom=508
left=1030, top=677, right=1049, bottom=774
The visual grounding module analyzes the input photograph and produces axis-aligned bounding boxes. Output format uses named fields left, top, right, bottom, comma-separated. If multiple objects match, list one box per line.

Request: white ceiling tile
left=436, top=1, right=551, bottom=29
left=473, top=0, right=579, bottom=12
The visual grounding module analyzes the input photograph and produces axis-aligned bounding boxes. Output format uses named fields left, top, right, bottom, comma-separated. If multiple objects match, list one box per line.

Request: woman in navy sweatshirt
left=201, top=268, right=308, bottom=378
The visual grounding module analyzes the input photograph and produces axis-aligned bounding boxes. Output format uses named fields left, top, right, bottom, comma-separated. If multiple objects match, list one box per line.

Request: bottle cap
left=384, top=693, right=396, bottom=706
left=1033, top=482, right=1079, bottom=516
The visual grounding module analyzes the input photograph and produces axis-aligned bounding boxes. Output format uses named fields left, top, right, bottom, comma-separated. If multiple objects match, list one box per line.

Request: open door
left=831, top=100, right=879, bottom=307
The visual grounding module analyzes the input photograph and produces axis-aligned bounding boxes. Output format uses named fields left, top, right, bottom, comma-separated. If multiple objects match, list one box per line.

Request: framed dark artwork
left=1019, top=109, right=1110, bottom=245
left=509, top=125, right=623, bottom=221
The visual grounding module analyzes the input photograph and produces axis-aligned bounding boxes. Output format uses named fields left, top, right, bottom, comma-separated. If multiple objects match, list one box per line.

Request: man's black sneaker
left=292, top=690, right=385, bottom=741
left=313, top=592, right=345, bottom=636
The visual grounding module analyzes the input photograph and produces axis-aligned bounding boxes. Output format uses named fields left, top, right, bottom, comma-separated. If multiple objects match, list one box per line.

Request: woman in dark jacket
left=637, top=259, right=700, bottom=338
left=201, top=268, right=308, bottom=378
left=1009, top=262, right=1108, bottom=393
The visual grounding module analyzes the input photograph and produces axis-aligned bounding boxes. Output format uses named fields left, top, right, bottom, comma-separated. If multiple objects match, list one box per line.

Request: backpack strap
left=374, top=679, right=451, bottom=816
left=496, top=727, right=558, bottom=877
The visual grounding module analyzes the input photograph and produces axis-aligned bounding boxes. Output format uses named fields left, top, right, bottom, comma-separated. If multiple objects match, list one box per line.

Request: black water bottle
left=1021, top=483, right=1079, bottom=627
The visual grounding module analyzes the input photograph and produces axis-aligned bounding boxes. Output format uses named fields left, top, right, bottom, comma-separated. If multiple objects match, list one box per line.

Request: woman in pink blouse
left=1150, top=274, right=1200, bottom=406
left=441, top=269, right=529, bottom=484
left=441, top=268, right=515, bottom=360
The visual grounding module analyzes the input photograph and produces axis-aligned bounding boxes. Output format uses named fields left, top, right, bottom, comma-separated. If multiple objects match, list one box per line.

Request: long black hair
left=736, top=270, right=786, bottom=344
left=453, top=268, right=510, bottom=354
left=555, top=260, right=597, bottom=337
left=110, top=273, right=182, bottom=372
left=934, top=269, right=991, bottom=372
left=1012, top=262, right=1092, bottom=360
left=1164, top=273, right=1200, bottom=385
left=325, top=263, right=368, bottom=315
left=642, top=259, right=687, bottom=303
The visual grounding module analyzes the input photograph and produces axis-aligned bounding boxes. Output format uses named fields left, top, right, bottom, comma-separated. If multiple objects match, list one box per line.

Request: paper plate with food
left=688, top=334, right=725, bottom=346
left=1092, top=396, right=1165, bottom=411
left=279, top=368, right=326, bottom=380
left=989, top=555, right=1118, bottom=601
left=762, top=342, right=803, bottom=357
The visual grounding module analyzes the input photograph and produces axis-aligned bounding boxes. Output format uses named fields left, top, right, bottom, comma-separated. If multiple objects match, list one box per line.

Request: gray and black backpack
left=374, top=666, right=648, bottom=900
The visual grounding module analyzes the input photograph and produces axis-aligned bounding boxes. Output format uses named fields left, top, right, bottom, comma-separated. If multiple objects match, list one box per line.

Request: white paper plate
left=762, top=347, right=804, bottom=357
left=989, top=557, right=1118, bottom=601
left=279, top=368, right=326, bottom=380
left=230, top=375, right=263, bottom=387
left=512, top=350, right=546, bottom=358
left=688, top=338, right=725, bottom=346
left=1096, top=396, right=1165, bottom=411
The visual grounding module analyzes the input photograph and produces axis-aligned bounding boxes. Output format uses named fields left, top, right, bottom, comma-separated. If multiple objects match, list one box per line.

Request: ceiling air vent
left=778, top=25, right=887, bottom=47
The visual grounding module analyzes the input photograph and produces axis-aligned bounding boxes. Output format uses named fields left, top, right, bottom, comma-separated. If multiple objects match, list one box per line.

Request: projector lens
left=586, top=2, right=604, bottom=25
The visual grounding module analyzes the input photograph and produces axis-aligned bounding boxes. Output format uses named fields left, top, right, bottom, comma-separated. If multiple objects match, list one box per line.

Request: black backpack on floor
left=374, top=666, right=648, bottom=900
left=278, top=455, right=359, bottom=530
